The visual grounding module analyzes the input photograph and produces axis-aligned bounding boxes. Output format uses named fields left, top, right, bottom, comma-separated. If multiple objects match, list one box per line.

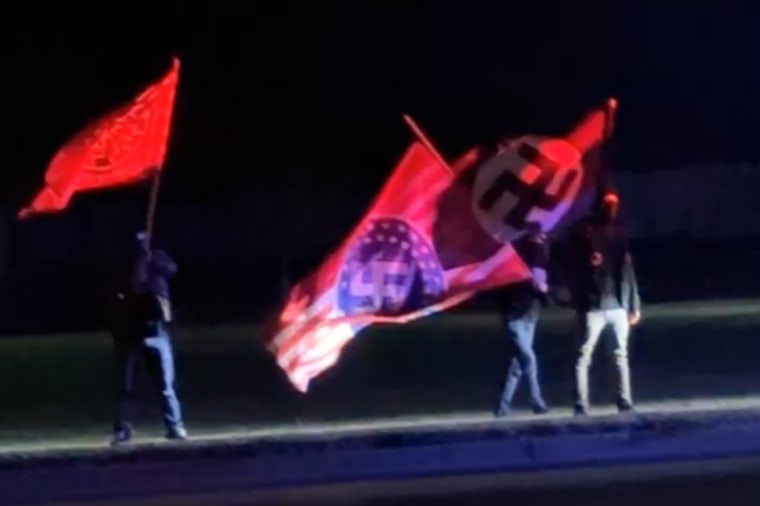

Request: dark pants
left=497, top=300, right=545, bottom=411
left=114, top=332, right=184, bottom=433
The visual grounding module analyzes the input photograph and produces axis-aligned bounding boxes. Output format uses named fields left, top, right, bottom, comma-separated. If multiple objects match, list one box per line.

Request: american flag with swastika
left=265, top=104, right=610, bottom=393
left=337, top=217, right=445, bottom=320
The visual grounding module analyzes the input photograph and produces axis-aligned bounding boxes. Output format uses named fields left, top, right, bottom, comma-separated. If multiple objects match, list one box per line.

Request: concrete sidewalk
left=4, top=399, right=760, bottom=505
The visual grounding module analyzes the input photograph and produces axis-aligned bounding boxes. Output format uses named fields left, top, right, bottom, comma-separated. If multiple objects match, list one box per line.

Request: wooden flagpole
left=143, top=168, right=163, bottom=251
left=601, top=97, right=619, bottom=195
left=604, top=97, right=618, bottom=139
left=142, top=57, right=181, bottom=252
left=402, top=114, right=452, bottom=172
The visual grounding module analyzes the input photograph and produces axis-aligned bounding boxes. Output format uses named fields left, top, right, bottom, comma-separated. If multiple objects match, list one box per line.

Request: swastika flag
left=265, top=104, right=609, bottom=392
left=18, top=57, right=180, bottom=219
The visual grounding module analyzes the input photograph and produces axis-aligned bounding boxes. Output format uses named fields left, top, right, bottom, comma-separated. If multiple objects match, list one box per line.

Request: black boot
left=617, top=398, right=635, bottom=413
left=110, top=423, right=133, bottom=446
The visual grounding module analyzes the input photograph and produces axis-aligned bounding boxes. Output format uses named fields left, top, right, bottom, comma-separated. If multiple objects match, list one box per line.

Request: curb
left=3, top=408, right=760, bottom=504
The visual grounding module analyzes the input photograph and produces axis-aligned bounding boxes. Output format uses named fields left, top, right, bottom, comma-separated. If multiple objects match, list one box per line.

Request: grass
left=2, top=300, right=760, bottom=446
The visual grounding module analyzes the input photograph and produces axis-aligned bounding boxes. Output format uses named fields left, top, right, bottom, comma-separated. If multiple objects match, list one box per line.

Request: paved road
left=44, top=455, right=760, bottom=505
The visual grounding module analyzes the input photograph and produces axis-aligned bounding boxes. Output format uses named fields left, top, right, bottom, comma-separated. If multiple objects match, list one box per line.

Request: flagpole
left=143, top=168, right=163, bottom=251
left=402, top=114, right=452, bottom=172
left=604, top=97, right=618, bottom=139
left=599, top=97, right=618, bottom=197
left=142, top=56, right=181, bottom=252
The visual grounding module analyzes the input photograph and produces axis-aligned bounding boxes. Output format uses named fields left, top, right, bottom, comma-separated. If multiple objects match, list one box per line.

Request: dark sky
left=4, top=1, right=760, bottom=204
left=3, top=1, right=760, bottom=332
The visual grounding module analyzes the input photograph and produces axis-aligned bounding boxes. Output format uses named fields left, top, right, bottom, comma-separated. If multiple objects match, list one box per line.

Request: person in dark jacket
left=495, top=222, right=550, bottom=417
left=111, top=232, right=187, bottom=445
left=130, top=231, right=177, bottom=301
left=568, top=190, right=641, bottom=415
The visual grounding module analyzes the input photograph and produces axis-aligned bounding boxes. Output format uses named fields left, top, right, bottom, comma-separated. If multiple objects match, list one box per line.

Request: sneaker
left=532, top=403, right=549, bottom=415
left=110, top=425, right=133, bottom=446
left=165, top=426, right=188, bottom=441
left=494, top=405, right=511, bottom=418
left=573, top=404, right=588, bottom=417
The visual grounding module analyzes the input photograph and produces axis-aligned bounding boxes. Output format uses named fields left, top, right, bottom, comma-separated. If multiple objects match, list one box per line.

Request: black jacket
left=111, top=291, right=168, bottom=343
left=499, top=234, right=550, bottom=319
left=130, top=248, right=177, bottom=299
left=567, top=217, right=641, bottom=314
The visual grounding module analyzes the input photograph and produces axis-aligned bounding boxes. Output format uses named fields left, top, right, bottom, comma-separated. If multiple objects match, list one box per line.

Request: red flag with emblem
left=18, top=57, right=180, bottom=219
left=265, top=103, right=611, bottom=393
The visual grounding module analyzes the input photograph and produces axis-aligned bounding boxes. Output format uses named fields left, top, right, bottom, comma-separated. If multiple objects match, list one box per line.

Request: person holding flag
left=265, top=100, right=613, bottom=393
left=494, top=221, right=551, bottom=417
left=17, top=57, right=183, bottom=442
left=111, top=232, right=186, bottom=445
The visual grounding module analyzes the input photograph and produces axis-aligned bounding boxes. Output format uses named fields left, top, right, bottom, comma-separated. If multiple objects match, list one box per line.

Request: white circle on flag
left=471, top=135, right=584, bottom=244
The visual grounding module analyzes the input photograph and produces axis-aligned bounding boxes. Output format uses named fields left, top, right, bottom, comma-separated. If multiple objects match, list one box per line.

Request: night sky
left=5, top=1, right=760, bottom=206
left=0, top=1, right=759, bottom=332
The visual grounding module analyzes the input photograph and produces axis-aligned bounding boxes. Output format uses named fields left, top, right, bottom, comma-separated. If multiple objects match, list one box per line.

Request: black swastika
left=477, top=142, right=579, bottom=230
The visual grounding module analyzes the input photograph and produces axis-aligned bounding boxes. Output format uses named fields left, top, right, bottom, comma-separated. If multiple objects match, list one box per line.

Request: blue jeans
left=114, top=332, right=184, bottom=433
left=497, top=300, right=545, bottom=410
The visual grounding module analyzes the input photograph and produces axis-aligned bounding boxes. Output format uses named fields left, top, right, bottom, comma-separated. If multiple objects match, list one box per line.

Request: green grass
left=0, top=316, right=514, bottom=443
left=3, top=301, right=760, bottom=446
left=0, top=324, right=278, bottom=432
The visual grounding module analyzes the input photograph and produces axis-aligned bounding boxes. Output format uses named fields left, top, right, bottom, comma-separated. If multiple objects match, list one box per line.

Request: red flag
left=18, top=57, right=181, bottom=219
left=265, top=105, right=609, bottom=393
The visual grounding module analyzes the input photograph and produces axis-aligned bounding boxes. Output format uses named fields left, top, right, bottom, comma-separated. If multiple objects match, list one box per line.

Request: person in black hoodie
left=568, top=189, right=641, bottom=415
left=110, top=232, right=187, bottom=445
left=495, top=222, right=550, bottom=417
